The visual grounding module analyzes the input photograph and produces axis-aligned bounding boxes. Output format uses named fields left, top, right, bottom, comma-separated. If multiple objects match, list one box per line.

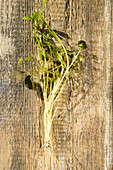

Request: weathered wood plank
left=0, top=0, right=112, bottom=169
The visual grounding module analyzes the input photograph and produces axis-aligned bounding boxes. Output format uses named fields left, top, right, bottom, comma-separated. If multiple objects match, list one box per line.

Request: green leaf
left=24, top=57, right=34, bottom=61
left=78, top=40, right=88, bottom=51
left=42, top=0, right=47, bottom=10
left=68, top=51, right=74, bottom=58
left=78, top=55, right=84, bottom=62
left=75, top=70, right=80, bottom=73
left=47, top=33, right=50, bottom=38
left=39, top=15, right=45, bottom=21
left=18, top=58, right=23, bottom=67
left=23, top=16, right=32, bottom=20
left=33, top=11, right=39, bottom=20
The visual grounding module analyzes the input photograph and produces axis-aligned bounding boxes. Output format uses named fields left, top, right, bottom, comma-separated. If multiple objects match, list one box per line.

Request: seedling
left=12, top=0, right=88, bottom=146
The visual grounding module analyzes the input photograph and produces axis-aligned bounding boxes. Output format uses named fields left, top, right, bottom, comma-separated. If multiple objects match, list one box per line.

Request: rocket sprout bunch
left=12, top=0, right=88, bottom=146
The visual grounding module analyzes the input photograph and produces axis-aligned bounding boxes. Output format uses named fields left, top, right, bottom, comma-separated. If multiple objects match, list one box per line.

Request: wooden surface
left=0, top=0, right=112, bottom=169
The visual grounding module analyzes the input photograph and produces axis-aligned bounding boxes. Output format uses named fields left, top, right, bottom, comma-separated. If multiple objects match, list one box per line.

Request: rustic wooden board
left=0, top=0, right=112, bottom=169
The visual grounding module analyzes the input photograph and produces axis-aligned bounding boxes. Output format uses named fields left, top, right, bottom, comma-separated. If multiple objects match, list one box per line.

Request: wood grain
left=0, top=0, right=112, bottom=169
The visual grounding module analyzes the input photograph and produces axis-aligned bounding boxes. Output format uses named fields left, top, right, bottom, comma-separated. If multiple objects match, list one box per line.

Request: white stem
left=49, top=52, right=80, bottom=102
left=44, top=51, right=80, bottom=144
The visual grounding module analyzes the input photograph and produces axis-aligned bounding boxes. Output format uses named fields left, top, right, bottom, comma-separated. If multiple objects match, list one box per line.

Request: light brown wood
left=0, top=0, right=112, bottom=169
